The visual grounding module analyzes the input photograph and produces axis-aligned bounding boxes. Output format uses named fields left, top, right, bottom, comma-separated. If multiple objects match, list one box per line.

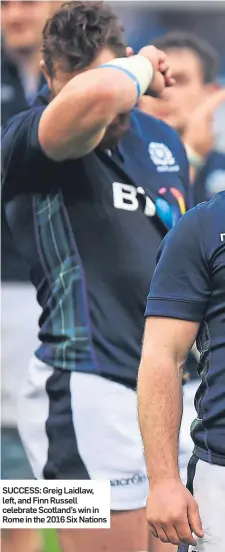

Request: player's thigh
left=179, top=458, right=225, bottom=552
left=58, top=509, right=148, bottom=552
left=58, top=522, right=177, bottom=552
left=58, top=521, right=177, bottom=552
left=148, top=530, right=177, bottom=552
left=1, top=529, right=43, bottom=552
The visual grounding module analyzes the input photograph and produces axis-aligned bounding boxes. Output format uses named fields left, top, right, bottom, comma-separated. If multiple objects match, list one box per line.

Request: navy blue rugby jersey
left=2, top=86, right=191, bottom=388
left=193, top=150, right=225, bottom=205
left=145, top=192, right=225, bottom=464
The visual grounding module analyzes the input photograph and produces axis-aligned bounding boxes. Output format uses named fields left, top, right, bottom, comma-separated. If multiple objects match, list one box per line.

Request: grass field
left=43, top=530, right=61, bottom=552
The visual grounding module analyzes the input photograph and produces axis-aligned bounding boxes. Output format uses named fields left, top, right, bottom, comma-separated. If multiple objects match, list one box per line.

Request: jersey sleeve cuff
left=144, top=297, right=207, bottom=322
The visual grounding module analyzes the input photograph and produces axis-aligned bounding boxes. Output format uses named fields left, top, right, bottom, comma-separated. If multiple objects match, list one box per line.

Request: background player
left=1, top=0, right=51, bottom=479
left=1, top=5, right=54, bottom=552
left=2, top=2, right=191, bottom=551
left=138, top=32, right=225, bottom=203
left=138, top=191, right=225, bottom=551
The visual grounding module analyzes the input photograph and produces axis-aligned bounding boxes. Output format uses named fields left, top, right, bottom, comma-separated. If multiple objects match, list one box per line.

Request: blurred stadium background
left=114, top=0, right=225, bottom=84
left=1, top=1, right=225, bottom=552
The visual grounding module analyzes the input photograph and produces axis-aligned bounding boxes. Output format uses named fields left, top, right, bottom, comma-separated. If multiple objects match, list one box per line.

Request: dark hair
left=42, top=1, right=126, bottom=76
left=153, top=31, right=219, bottom=83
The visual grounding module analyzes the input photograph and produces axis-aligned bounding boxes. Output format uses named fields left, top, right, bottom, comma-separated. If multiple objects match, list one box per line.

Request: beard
left=99, top=112, right=131, bottom=150
left=49, top=84, right=131, bottom=151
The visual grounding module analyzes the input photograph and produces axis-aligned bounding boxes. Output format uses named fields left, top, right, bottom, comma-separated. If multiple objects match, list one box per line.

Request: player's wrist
left=100, top=55, right=154, bottom=101
left=149, top=473, right=181, bottom=489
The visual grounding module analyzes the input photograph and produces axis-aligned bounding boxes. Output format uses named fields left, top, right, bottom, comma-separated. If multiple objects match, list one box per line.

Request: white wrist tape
left=100, top=55, right=154, bottom=99
left=185, top=143, right=204, bottom=170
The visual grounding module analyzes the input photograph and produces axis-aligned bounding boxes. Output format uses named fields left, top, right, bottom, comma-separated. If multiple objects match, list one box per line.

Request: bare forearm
left=39, top=58, right=151, bottom=160
left=137, top=355, right=183, bottom=484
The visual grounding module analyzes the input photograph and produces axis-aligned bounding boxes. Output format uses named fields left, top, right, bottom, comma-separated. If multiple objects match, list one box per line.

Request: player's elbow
left=139, top=344, right=184, bottom=377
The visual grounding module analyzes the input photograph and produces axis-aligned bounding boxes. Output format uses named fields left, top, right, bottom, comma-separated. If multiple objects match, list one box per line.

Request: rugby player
left=2, top=2, right=192, bottom=551
left=138, top=32, right=225, bottom=203
left=138, top=33, right=225, bottom=476
left=138, top=191, right=225, bottom=551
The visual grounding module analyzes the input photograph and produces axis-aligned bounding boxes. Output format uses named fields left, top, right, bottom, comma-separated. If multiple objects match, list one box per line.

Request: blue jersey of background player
left=2, top=3, right=192, bottom=552
left=138, top=191, right=225, bottom=551
left=194, top=150, right=225, bottom=204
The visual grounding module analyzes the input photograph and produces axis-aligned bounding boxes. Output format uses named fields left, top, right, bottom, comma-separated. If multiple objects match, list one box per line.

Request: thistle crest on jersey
left=148, top=142, right=179, bottom=172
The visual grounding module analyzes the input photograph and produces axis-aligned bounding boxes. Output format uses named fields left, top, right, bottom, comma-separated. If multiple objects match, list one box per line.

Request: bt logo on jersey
left=112, top=182, right=156, bottom=216
left=112, top=182, right=186, bottom=230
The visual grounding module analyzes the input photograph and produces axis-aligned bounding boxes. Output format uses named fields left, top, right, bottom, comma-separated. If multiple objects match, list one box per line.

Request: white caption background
left=0, top=480, right=110, bottom=529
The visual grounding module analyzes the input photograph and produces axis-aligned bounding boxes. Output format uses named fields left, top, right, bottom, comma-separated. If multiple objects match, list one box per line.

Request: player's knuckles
left=161, top=505, right=187, bottom=525
left=171, top=511, right=187, bottom=524
left=147, top=514, right=165, bottom=529
left=151, top=515, right=177, bottom=529
left=156, top=48, right=166, bottom=61
left=147, top=502, right=186, bottom=526
left=140, top=45, right=158, bottom=67
left=147, top=513, right=159, bottom=525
